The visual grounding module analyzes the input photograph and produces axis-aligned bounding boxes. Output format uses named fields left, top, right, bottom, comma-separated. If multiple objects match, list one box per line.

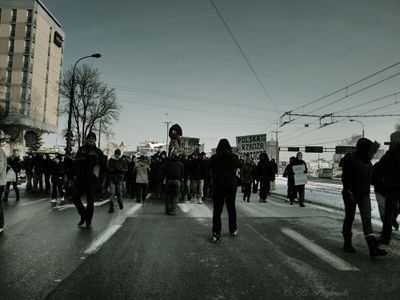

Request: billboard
left=236, top=134, right=267, bottom=156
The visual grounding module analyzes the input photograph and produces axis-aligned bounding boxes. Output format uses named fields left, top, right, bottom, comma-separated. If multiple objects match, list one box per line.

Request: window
left=22, top=71, right=28, bottom=84
left=24, top=41, right=30, bottom=53
left=6, top=70, right=12, bottom=83
left=7, top=55, right=13, bottom=68
left=12, top=9, right=17, bottom=22
left=9, top=40, right=14, bottom=52
left=21, top=86, right=27, bottom=99
left=5, top=85, right=11, bottom=98
left=11, top=24, right=16, bottom=37
left=27, top=10, right=33, bottom=23
left=26, top=25, right=32, bottom=38
left=23, top=55, right=29, bottom=68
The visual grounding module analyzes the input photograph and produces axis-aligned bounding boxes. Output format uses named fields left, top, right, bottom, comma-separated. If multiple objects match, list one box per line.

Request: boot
left=15, top=188, right=20, bottom=201
left=365, top=235, right=388, bottom=257
left=342, top=233, right=356, bottom=253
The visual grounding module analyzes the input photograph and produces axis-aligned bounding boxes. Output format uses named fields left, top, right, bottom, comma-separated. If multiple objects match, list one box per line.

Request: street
left=1, top=182, right=400, bottom=300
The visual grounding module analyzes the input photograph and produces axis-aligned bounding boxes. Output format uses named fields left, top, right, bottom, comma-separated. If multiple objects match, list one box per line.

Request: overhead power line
left=280, top=61, right=400, bottom=126
left=210, top=0, right=279, bottom=113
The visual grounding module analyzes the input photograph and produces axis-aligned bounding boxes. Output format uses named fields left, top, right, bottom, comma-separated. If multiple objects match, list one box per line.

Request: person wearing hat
left=164, top=149, right=184, bottom=215
left=339, top=137, right=387, bottom=256
left=377, top=131, right=400, bottom=245
left=71, top=131, right=107, bottom=229
left=107, top=148, right=128, bottom=213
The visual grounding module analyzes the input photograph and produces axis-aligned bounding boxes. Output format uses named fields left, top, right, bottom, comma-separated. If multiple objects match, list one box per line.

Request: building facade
left=0, top=0, right=64, bottom=151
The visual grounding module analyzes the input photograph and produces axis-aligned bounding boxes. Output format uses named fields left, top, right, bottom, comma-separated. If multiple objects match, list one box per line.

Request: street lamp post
left=163, top=121, right=172, bottom=152
left=65, top=53, right=101, bottom=155
left=349, top=119, right=364, bottom=138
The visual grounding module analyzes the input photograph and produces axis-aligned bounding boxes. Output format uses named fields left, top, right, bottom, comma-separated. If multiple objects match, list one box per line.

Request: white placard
left=293, top=164, right=307, bottom=186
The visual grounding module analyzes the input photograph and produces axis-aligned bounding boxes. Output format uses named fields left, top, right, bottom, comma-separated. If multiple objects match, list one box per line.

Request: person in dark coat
left=209, top=139, right=241, bottom=242
left=43, top=154, right=53, bottom=193
left=340, top=137, right=387, bottom=256
left=50, top=155, right=65, bottom=206
left=164, top=149, right=184, bottom=215
left=283, top=156, right=296, bottom=204
left=256, top=152, right=274, bottom=203
left=71, top=132, right=107, bottom=229
left=107, top=148, right=128, bottom=213
left=377, top=131, right=400, bottom=245
left=291, top=152, right=308, bottom=207
left=22, top=153, right=34, bottom=191
left=240, top=156, right=255, bottom=202
left=3, top=150, right=21, bottom=202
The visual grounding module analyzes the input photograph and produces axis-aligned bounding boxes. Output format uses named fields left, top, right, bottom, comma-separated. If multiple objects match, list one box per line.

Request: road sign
left=335, top=146, right=356, bottom=154
left=305, top=146, right=323, bottom=153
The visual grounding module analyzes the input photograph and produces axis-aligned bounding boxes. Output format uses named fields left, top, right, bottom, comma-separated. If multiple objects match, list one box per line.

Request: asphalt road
left=1, top=187, right=400, bottom=299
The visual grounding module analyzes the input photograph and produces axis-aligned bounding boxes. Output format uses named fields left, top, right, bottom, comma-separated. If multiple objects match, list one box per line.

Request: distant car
left=317, top=168, right=333, bottom=179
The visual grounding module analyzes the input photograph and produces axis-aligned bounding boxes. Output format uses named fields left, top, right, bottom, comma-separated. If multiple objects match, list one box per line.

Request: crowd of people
left=1, top=130, right=399, bottom=257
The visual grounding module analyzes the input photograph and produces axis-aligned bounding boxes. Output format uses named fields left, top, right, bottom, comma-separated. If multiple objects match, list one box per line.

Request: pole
left=271, top=130, right=282, bottom=167
left=65, top=53, right=101, bottom=155
left=98, top=121, right=101, bottom=148
left=164, top=121, right=172, bottom=152
left=349, top=119, right=364, bottom=138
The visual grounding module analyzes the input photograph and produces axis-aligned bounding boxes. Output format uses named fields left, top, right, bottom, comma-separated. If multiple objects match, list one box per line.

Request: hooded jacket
left=339, top=138, right=378, bottom=199
left=209, top=139, right=241, bottom=190
left=108, top=155, right=128, bottom=182
left=134, top=158, right=151, bottom=184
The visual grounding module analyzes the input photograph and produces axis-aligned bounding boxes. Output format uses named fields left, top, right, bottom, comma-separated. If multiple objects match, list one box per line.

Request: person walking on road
left=256, top=152, right=275, bottom=203
left=240, top=155, right=255, bottom=202
left=210, top=138, right=241, bottom=243
left=50, top=155, right=65, bottom=206
left=376, top=131, right=400, bottom=245
left=134, top=155, right=151, bottom=203
left=164, top=149, right=184, bottom=215
left=339, top=137, right=387, bottom=256
left=3, top=150, right=21, bottom=202
left=0, top=144, right=7, bottom=234
left=107, top=148, right=128, bottom=213
left=71, top=132, right=107, bottom=229
left=292, top=152, right=308, bottom=207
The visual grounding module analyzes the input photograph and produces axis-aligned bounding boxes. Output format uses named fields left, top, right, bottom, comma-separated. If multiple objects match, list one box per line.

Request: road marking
left=19, top=198, right=49, bottom=206
left=281, top=228, right=359, bottom=271
left=58, top=199, right=109, bottom=211
left=84, top=225, right=122, bottom=255
left=84, top=203, right=142, bottom=255
left=246, top=224, right=276, bottom=247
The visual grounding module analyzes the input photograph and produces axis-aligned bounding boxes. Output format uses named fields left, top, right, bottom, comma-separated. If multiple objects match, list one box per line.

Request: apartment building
left=0, top=0, right=64, bottom=149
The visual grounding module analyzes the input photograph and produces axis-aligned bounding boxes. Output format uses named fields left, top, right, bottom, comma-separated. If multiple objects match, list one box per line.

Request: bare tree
left=60, top=64, right=121, bottom=147
left=339, top=134, right=362, bottom=146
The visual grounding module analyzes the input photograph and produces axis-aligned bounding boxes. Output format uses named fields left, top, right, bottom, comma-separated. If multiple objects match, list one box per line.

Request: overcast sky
left=41, top=0, right=400, bottom=160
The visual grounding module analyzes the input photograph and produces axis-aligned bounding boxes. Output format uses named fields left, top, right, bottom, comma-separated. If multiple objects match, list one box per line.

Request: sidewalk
left=272, top=175, right=382, bottom=223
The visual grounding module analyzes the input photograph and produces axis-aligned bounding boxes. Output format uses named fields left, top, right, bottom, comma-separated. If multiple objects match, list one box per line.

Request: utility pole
left=163, top=121, right=172, bottom=152
left=271, top=130, right=282, bottom=167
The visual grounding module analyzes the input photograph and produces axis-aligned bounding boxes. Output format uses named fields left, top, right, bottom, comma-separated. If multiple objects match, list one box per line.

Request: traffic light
left=305, top=146, right=323, bottom=153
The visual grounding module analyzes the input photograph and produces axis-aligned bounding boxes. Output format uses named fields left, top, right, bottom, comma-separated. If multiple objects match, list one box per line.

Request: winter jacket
left=241, top=162, right=255, bottom=185
left=209, top=140, right=241, bottom=191
left=376, top=144, right=400, bottom=190
left=164, top=156, right=184, bottom=180
left=74, top=144, right=107, bottom=181
left=50, top=160, right=64, bottom=183
left=256, top=159, right=275, bottom=183
left=135, top=158, right=151, bottom=184
left=107, top=155, right=128, bottom=183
